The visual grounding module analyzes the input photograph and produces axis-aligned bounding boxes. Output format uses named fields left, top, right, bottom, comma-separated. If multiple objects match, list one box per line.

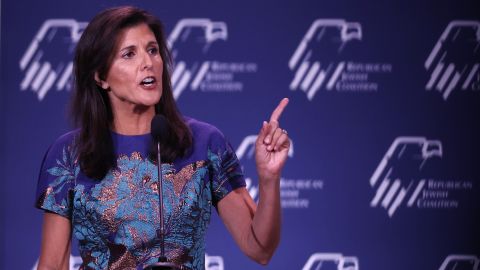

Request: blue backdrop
left=1, top=0, right=479, bottom=269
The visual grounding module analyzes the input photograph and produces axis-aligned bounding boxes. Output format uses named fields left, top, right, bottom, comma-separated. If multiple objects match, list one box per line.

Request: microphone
left=151, top=114, right=169, bottom=143
left=144, top=115, right=182, bottom=270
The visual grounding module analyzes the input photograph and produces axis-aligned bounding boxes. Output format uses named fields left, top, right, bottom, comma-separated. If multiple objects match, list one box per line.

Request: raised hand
left=255, top=98, right=290, bottom=182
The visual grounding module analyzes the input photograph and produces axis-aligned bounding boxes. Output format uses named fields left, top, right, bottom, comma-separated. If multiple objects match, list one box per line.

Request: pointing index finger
left=269, top=98, right=289, bottom=122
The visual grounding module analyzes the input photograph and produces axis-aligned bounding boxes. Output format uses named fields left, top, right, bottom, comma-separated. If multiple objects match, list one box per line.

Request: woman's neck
left=112, top=105, right=156, bottom=135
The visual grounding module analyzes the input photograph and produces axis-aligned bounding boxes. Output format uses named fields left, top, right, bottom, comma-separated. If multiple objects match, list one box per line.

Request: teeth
left=142, top=77, right=155, bottom=84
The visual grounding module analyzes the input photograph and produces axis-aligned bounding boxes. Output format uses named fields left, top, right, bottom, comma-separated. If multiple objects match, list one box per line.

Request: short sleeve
left=35, top=133, right=77, bottom=219
left=208, top=131, right=246, bottom=206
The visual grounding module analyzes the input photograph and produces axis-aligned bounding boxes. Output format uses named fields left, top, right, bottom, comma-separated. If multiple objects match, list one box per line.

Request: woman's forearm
left=249, top=176, right=281, bottom=264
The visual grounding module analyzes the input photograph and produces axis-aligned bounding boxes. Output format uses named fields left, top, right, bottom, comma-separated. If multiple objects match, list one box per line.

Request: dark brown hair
left=71, top=6, right=192, bottom=179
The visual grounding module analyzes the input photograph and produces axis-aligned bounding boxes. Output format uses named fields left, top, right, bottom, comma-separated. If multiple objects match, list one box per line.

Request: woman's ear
left=94, top=72, right=109, bottom=90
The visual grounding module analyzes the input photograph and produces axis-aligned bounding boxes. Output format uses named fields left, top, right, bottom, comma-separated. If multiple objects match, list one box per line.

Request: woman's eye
left=122, top=51, right=135, bottom=58
left=148, top=47, right=159, bottom=55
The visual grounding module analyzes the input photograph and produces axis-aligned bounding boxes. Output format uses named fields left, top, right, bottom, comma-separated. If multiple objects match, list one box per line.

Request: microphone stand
left=143, top=140, right=182, bottom=270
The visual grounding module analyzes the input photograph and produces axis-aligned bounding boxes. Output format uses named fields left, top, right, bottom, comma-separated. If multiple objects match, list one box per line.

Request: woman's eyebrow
left=147, top=41, right=159, bottom=46
left=119, top=45, right=136, bottom=52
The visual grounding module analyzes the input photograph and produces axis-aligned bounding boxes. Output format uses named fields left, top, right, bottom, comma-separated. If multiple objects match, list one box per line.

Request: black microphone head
left=151, top=114, right=169, bottom=142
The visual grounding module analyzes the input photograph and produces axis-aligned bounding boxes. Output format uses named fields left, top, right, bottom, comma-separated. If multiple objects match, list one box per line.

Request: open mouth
left=140, top=76, right=156, bottom=87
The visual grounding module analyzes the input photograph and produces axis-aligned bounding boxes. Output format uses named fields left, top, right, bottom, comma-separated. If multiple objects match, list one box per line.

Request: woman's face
left=102, top=23, right=163, bottom=113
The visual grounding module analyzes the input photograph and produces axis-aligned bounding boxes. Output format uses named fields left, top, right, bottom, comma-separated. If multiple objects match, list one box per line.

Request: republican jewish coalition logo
left=168, top=19, right=226, bottom=99
left=370, top=137, right=474, bottom=217
left=289, top=19, right=392, bottom=100
left=302, top=253, right=359, bottom=270
left=19, top=19, right=87, bottom=101
left=167, top=18, right=257, bottom=100
left=369, top=137, right=443, bottom=217
left=425, top=21, right=480, bottom=100
left=20, top=18, right=256, bottom=101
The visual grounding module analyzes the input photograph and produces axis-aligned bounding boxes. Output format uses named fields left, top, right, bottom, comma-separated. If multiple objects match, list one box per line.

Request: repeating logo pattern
left=370, top=137, right=474, bottom=217
left=20, top=18, right=257, bottom=101
left=17, top=13, right=479, bottom=270
left=168, top=18, right=257, bottom=100
left=369, top=137, right=443, bottom=217
left=425, top=21, right=480, bottom=100
left=289, top=19, right=392, bottom=100
left=19, top=19, right=87, bottom=101
left=289, top=19, right=362, bottom=100
left=168, top=19, right=227, bottom=99
left=302, top=253, right=359, bottom=270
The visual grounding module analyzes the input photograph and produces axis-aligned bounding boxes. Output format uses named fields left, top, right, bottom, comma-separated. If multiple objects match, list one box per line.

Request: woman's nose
left=141, top=52, right=153, bottom=70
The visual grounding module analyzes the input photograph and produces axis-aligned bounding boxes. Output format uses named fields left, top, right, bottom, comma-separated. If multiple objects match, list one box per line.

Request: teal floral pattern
left=36, top=119, right=245, bottom=270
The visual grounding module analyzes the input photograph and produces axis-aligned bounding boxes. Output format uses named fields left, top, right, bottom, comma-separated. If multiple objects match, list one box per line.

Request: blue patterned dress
left=36, top=117, right=246, bottom=270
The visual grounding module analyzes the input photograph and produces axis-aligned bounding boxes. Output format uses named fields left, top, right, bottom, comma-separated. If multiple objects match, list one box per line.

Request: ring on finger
left=282, top=129, right=288, bottom=135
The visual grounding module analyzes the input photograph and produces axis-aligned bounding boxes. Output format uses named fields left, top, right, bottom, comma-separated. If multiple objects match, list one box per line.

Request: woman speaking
left=35, top=6, right=290, bottom=270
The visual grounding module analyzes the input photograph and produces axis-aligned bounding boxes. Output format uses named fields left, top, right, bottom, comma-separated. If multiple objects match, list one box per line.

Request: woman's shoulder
left=184, top=117, right=224, bottom=139
left=183, top=116, right=229, bottom=150
left=51, top=129, right=79, bottom=146
left=44, top=129, right=80, bottom=156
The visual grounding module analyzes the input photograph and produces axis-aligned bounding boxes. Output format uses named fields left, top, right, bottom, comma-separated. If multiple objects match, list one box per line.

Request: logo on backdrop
left=425, top=20, right=480, bottom=100
left=439, top=255, right=479, bottom=270
left=236, top=135, right=324, bottom=209
left=288, top=19, right=393, bottom=100
left=20, top=18, right=257, bottom=101
left=205, top=253, right=224, bottom=270
left=370, top=137, right=474, bottom=217
left=32, top=254, right=224, bottom=270
left=19, top=19, right=87, bottom=101
left=302, top=253, right=359, bottom=270
left=168, top=19, right=257, bottom=99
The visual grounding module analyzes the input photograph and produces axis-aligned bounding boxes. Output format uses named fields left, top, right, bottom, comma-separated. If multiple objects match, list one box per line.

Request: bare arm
left=37, top=212, right=72, bottom=270
left=217, top=184, right=280, bottom=265
left=218, top=98, right=289, bottom=265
